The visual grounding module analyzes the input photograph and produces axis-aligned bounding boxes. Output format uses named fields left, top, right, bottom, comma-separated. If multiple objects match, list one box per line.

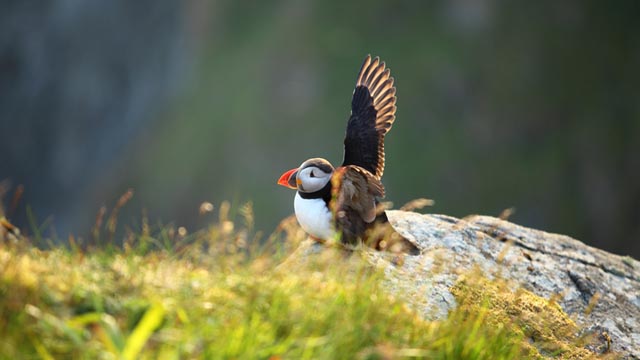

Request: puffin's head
left=277, top=158, right=334, bottom=193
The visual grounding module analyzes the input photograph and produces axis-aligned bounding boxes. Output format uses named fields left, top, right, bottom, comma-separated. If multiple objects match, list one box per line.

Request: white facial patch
left=297, top=166, right=332, bottom=193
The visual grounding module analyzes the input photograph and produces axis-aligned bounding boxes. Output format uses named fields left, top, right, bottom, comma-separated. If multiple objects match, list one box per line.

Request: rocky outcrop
left=298, top=210, right=640, bottom=358
left=385, top=211, right=640, bottom=358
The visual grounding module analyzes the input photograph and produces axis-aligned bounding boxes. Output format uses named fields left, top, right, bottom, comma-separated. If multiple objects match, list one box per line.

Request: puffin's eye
left=309, top=171, right=315, bottom=178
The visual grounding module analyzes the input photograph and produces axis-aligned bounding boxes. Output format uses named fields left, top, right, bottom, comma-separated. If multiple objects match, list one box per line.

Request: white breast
left=294, top=192, right=336, bottom=241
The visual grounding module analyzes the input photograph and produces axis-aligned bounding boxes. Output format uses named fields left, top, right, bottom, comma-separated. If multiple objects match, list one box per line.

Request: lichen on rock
left=376, top=210, right=640, bottom=359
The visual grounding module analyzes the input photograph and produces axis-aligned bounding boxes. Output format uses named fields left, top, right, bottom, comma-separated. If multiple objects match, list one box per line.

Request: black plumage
left=342, top=55, right=396, bottom=180
left=333, top=56, right=416, bottom=253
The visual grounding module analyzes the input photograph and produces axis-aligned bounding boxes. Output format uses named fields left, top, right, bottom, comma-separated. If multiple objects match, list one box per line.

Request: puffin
left=277, top=55, right=418, bottom=254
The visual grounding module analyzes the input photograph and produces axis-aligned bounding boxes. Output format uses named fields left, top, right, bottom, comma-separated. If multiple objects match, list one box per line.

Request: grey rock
left=379, top=210, right=640, bottom=359
left=301, top=210, right=640, bottom=358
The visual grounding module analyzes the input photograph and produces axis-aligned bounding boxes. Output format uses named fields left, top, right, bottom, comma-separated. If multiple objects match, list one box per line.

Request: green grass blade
left=121, top=302, right=165, bottom=360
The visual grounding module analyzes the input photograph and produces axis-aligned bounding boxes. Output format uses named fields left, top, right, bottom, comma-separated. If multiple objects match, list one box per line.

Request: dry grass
left=0, top=198, right=612, bottom=359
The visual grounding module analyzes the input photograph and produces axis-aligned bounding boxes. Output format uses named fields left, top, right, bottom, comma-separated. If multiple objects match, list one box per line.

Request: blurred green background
left=1, top=1, right=639, bottom=257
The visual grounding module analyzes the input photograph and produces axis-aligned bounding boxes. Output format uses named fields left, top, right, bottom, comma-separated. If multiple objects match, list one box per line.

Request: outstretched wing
left=342, top=55, right=396, bottom=180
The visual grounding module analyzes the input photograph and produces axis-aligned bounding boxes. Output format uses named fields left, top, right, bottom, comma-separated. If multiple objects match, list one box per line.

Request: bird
left=277, top=55, right=418, bottom=255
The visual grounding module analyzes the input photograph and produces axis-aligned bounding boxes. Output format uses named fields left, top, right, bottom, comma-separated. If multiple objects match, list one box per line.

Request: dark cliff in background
left=1, top=1, right=639, bottom=257
left=0, top=1, right=190, bottom=235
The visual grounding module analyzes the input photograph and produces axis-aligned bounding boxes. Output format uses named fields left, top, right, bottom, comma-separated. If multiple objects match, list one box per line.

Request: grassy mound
left=0, top=203, right=611, bottom=359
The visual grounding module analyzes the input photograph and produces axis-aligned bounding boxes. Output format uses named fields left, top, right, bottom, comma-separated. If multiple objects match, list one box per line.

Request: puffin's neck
left=298, top=180, right=332, bottom=205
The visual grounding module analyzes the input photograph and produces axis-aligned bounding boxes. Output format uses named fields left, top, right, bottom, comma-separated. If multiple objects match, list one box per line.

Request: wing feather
left=343, top=55, right=397, bottom=179
left=355, top=56, right=372, bottom=85
left=331, top=166, right=385, bottom=243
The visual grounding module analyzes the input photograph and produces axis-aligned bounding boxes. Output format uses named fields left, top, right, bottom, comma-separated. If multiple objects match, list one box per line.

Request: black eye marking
left=310, top=170, right=315, bottom=178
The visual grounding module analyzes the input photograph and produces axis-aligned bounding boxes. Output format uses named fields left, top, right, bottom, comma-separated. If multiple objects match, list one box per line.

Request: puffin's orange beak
left=277, top=168, right=298, bottom=189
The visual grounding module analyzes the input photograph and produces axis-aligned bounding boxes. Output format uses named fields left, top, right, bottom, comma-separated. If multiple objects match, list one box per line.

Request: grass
left=0, top=200, right=614, bottom=359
